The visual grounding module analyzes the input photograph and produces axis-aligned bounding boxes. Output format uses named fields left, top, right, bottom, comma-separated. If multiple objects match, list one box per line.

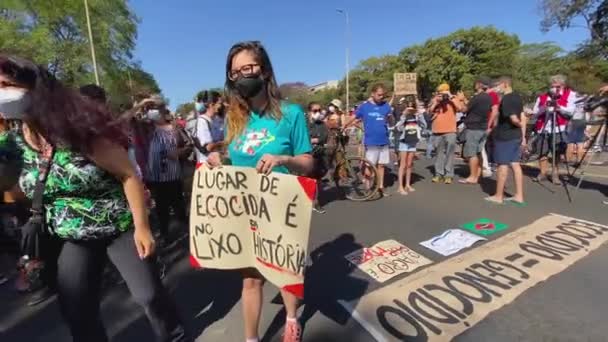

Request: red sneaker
left=283, top=320, right=302, bottom=342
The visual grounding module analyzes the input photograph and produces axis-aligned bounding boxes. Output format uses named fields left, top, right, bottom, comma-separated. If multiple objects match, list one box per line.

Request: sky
left=130, top=0, right=589, bottom=109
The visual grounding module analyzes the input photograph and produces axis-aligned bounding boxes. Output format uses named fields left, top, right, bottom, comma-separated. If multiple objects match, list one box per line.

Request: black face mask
left=234, top=75, right=265, bottom=99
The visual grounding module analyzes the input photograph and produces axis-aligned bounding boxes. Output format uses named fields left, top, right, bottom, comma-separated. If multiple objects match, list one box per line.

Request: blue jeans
left=425, top=135, right=434, bottom=158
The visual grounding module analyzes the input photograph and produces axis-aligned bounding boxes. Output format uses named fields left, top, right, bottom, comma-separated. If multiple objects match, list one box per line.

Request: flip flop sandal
left=458, top=179, right=477, bottom=185
left=505, top=198, right=528, bottom=207
left=484, top=196, right=504, bottom=205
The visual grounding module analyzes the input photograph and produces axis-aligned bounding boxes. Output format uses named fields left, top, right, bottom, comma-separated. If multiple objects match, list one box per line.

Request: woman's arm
left=88, top=139, right=154, bottom=258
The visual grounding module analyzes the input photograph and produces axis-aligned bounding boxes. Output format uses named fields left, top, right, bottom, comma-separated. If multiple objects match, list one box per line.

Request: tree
left=0, top=0, right=162, bottom=107
left=279, top=82, right=310, bottom=107
left=175, top=102, right=195, bottom=117
left=539, top=0, right=608, bottom=58
left=512, top=42, right=566, bottom=101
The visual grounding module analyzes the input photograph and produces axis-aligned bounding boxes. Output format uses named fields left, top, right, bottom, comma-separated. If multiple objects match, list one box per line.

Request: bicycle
left=326, top=129, right=379, bottom=201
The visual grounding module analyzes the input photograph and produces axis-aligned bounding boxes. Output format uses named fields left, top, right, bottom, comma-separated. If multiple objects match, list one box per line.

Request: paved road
left=1, top=156, right=607, bottom=342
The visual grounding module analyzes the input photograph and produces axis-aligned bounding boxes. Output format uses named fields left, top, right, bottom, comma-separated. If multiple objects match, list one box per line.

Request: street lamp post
left=84, top=0, right=100, bottom=85
left=336, top=9, right=350, bottom=113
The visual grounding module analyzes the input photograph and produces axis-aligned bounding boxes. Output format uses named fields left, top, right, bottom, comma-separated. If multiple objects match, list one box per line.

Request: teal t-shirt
left=228, top=102, right=312, bottom=174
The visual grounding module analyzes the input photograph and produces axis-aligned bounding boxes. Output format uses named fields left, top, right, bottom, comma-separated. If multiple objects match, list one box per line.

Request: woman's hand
left=206, top=152, right=223, bottom=169
left=134, top=227, right=156, bottom=259
left=256, top=154, right=289, bottom=175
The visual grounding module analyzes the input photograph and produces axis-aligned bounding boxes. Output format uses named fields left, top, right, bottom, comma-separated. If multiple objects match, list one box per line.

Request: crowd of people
left=0, top=40, right=606, bottom=342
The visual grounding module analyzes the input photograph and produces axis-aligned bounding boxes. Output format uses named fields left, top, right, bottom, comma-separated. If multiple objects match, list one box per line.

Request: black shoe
left=312, top=206, right=326, bottom=214
left=27, top=286, right=55, bottom=306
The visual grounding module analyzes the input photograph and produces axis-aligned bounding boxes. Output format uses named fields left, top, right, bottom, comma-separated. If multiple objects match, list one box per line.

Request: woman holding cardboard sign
left=206, top=41, right=313, bottom=342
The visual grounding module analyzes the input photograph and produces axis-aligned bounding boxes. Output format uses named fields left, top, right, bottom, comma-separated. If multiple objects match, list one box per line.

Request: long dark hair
left=224, top=41, right=282, bottom=143
left=0, top=54, right=127, bottom=153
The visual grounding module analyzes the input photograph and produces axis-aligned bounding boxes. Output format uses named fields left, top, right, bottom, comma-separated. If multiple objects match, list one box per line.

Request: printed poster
left=189, top=166, right=316, bottom=298
left=420, top=229, right=487, bottom=256
left=345, top=239, right=432, bottom=283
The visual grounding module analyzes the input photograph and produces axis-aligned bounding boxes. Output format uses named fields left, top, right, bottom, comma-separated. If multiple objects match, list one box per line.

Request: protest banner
left=393, top=73, right=417, bottom=96
left=189, top=165, right=316, bottom=298
left=345, top=240, right=432, bottom=283
left=342, top=214, right=608, bottom=342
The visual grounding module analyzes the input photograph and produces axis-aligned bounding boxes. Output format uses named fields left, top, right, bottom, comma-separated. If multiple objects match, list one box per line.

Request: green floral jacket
left=0, top=130, right=132, bottom=240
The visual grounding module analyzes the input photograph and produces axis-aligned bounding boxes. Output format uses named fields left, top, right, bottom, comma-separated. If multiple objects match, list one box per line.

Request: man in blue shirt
left=344, top=83, right=393, bottom=196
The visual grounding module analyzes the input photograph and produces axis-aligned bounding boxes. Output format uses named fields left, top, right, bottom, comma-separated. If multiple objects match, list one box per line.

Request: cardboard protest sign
left=420, top=229, right=487, bottom=256
left=189, top=166, right=316, bottom=298
left=461, top=218, right=509, bottom=236
left=345, top=240, right=432, bottom=283
left=343, top=214, right=608, bottom=342
left=393, top=73, right=417, bottom=96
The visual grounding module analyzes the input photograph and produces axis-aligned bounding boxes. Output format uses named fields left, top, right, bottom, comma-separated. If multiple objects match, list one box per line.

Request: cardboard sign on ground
left=461, top=218, right=509, bottom=236
left=420, top=229, right=486, bottom=256
left=393, top=73, right=417, bottom=96
left=343, top=214, right=608, bottom=342
left=345, top=240, right=432, bottom=283
left=189, top=166, right=316, bottom=298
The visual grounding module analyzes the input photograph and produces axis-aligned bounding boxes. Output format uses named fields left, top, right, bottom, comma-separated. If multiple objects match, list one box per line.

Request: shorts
left=463, top=129, right=487, bottom=158
left=365, top=145, right=390, bottom=165
left=494, top=139, right=522, bottom=165
left=534, top=133, right=566, bottom=157
left=398, top=142, right=417, bottom=153
left=567, top=121, right=586, bottom=144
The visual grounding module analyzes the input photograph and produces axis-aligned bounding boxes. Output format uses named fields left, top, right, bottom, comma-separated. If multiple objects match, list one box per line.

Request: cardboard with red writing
left=189, top=166, right=316, bottom=298
left=393, top=73, right=417, bottom=96
left=345, top=239, right=432, bottom=283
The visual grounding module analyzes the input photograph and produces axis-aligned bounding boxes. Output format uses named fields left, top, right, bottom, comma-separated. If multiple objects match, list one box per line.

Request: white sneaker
left=482, top=170, right=493, bottom=178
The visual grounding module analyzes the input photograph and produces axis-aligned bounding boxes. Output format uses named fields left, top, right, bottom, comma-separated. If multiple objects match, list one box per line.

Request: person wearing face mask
left=0, top=54, right=188, bottom=342
left=206, top=41, right=313, bottom=342
left=531, top=74, right=577, bottom=184
left=308, top=102, right=329, bottom=214
left=187, top=90, right=225, bottom=166
left=142, top=97, right=190, bottom=244
left=326, top=99, right=343, bottom=129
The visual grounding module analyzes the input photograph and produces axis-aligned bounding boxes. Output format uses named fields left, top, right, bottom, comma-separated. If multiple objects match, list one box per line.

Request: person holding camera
left=429, top=83, right=465, bottom=184
left=532, top=74, right=577, bottom=185
left=459, top=77, right=493, bottom=184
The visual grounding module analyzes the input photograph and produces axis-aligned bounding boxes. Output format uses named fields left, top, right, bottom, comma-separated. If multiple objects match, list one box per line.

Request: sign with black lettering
left=189, top=166, right=316, bottom=298
left=342, top=214, right=608, bottom=342
left=394, top=73, right=417, bottom=96
left=345, top=240, right=432, bottom=283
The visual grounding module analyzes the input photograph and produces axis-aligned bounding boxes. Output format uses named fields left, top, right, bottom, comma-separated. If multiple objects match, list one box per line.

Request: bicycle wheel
left=334, top=157, right=379, bottom=201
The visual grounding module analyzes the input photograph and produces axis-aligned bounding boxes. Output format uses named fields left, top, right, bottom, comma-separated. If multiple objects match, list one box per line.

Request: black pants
left=147, top=181, right=187, bottom=238
left=55, top=232, right=187, bottom=342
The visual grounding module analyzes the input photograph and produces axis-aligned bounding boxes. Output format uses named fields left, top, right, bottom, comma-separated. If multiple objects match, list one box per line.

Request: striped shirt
left=144, top=126, right=181, bottom=182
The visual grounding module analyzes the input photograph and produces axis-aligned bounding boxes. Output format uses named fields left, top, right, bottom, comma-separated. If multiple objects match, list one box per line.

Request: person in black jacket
left=307, top=102, right=329, bottom=213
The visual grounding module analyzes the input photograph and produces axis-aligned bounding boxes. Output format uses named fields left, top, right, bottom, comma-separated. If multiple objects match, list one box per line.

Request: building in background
left=309, top=80, right=339, bottom=93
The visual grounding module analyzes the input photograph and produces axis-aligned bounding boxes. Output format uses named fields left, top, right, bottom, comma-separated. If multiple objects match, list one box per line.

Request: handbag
left=20, top=146, right=54, bottom=258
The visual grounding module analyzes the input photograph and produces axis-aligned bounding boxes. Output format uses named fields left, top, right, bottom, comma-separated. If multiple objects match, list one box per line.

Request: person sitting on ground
left=486, top=76, right=526, bottom=205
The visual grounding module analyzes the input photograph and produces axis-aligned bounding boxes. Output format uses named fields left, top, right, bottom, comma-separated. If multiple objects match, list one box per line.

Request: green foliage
left=0, top=0, right=162, bottom=110
left=539, top=0, right=608, bottom=58
left=175, top=102, right=195, bottom=116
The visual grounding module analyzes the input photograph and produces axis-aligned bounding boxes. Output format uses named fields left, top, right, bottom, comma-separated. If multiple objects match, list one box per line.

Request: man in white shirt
left=532, top=74, right=577, bottom=184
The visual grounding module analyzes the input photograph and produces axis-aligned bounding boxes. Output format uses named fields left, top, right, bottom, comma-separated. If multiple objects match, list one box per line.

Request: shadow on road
left=261, top=233, right=368, bottom=341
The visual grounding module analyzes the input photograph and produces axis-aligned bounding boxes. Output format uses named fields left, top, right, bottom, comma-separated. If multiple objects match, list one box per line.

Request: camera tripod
left=533, top=106, right=572, bottom=185
left=571, top=116, right=607, bottom=199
